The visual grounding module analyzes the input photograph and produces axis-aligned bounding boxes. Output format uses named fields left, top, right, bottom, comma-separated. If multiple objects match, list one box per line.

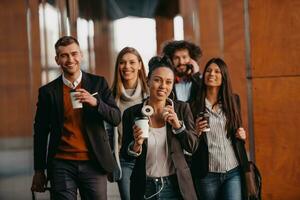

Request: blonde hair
left=111, top=47, right=148, bottom=100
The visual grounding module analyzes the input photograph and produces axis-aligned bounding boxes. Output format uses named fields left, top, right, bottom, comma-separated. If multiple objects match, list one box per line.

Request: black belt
left=146, top=174, right=176, bottom=183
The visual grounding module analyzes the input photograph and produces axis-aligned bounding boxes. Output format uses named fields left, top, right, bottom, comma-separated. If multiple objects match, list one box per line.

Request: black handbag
left=235, top=139, right=262, bottom=200
left=244, top=161, right=262, bottom=200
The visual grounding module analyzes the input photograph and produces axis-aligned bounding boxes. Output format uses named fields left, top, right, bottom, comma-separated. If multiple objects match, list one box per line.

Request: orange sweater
left=55, top=84, right=89, bottom=160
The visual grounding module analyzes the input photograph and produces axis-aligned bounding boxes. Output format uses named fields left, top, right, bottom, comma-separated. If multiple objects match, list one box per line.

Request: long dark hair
left=192, top=58, right=242, bottom=136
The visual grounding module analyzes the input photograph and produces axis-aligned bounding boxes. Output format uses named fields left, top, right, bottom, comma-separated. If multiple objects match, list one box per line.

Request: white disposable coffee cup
left=135, top=117, right=149, bottom=138
left=70, top=91, right=83, bottom=109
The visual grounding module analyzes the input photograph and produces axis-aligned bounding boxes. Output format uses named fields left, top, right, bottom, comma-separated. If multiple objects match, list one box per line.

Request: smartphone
left=186, top=64, right=193, bottom=75
left=186, top=64, right=193, bottom=70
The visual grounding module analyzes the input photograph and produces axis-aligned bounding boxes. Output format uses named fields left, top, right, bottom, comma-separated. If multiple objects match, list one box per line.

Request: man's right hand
left=189, top=59, right=200, bottom=74
left=31, top=170, right=47, bottom=192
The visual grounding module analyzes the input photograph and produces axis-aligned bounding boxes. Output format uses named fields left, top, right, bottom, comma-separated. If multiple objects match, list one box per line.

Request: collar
left=175, top=75, right=192, bottom=83
left=62, top=70, right=82, bottom=89
left=205, top=98, right=222, bottom=114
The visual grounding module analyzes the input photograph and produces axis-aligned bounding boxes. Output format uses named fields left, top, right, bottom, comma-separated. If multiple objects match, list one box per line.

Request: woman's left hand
left=236, top=127, right=246, bottom=140
left=162, top=105, right=181, bottom=129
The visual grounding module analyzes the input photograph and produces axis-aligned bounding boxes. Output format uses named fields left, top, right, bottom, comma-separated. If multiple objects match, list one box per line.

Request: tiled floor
left=0, top=149, right=121, bottom=200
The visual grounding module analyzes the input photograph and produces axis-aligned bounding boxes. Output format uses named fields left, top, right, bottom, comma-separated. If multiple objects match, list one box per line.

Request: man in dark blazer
left=31, top=36, right=121, bottom=200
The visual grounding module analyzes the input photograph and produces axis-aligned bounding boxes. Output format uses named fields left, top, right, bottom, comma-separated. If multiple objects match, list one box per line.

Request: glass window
left=39, top=2, right=61, bottom=85
left=77, top=18, right=95, bottom=73
left=112, top=16, right=157, bottom=73
left=174, top=15, right=184, bottom=40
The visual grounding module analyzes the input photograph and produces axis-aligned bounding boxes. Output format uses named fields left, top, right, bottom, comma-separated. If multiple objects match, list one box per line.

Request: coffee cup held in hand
left=134, top=116, right=149, bottom=139
left=198, top=112, right=210, bottom=132
left=70, top=90, right=83, bottom=109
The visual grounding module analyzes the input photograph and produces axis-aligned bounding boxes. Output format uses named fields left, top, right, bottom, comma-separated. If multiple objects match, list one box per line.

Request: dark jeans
left=144, top=175, right=182, bottom=200
left=50, top=159, right=107, bottom=200
left=194, top=166, right=242, bottom=200
left=117, top=158, right=135, bottom=200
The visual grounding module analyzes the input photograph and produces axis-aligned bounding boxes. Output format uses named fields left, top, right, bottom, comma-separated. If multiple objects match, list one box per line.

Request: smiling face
left=55, top=43, right=82, bottom=80
left=119, top=53, right=141, bottom=84
left=204, top=63, right=223, bottom=88
left=148, top=67, right=174, bottom=102
left=172, top=49, right=191, bottom=76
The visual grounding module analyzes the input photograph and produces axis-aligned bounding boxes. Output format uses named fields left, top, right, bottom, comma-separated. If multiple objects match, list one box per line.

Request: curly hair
left=162, top=40, right=202, bottom=61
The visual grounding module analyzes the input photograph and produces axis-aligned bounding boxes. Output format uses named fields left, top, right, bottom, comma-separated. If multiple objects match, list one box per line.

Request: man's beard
left=176, top=71, right=187, bottom=77
left=175, top=64, right=190, bottom=77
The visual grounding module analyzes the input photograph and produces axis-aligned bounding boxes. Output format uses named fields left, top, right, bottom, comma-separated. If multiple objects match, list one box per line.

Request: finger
left=76, top=88, right=88, bottom=93
left=199, top=121, right=208, bottom=127
left=162, top=111, right=169, bottom=119
left=196, top=117, right=204, bottom=123
left=164, top=105, right=173, bottom=111
left=133, top=129, right=143, bottom=138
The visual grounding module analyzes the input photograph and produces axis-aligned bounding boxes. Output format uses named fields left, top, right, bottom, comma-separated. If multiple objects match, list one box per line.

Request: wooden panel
left=198, top=0, right=223, bottom=70
left=156, top=16, right=173, bottom=54
left=179, top=0, right=200, bottom=43
left=28, top=0, right=42, bottom=117
left=253, top=77, right=300, bottom=200
left=93, top=20, right=114, bottom=85
left=222, top=0, right=248, bottom=132
left=250, top=0, right=300, bottom=77
left=0, top=1, right=33, bottom=137
left=249, top=0, right=300, bottom=199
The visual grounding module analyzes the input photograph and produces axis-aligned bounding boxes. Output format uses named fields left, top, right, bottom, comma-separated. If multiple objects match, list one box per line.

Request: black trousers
left=50, top=159, right=107, bottom=200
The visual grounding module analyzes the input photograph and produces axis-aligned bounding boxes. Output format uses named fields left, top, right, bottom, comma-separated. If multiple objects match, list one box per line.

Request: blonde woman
left=110, top=47, right=148, bottom=200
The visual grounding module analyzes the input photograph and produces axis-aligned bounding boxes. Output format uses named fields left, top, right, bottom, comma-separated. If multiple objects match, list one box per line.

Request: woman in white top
left=121, top=56, right=198, bottom=200
left=109, top=47, right=148, bottom=200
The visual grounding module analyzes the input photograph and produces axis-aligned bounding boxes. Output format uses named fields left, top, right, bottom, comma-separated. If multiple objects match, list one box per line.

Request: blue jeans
left=194, top=167, right=242, bottom=200
left=50, top=159, right=107, bottom=200
left=144, top=175, right=181, bottom=200
left=117, top=158, right=135, bottom=200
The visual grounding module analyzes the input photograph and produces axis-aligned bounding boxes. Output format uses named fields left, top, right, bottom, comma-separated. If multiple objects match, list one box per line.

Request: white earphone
left=141, top=98, right=174, bottom=117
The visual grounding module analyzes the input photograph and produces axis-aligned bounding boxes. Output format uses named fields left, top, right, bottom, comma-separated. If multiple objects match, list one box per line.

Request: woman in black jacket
left=121, top=56, right=198, bottom=200
left=190, top=58, right=247, bottom=200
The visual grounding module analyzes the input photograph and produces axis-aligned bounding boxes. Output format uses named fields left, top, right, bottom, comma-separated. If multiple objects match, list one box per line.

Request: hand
left=75, top=88, right=98, bottom=107
left=189, top=59, right=200, bottom=74
left=195, top=117, right=209, bottom=137
left=132, top=124, right=144, bottom=153
left=31, top=170, right=47, bottom=192
left=162, top=105, right=181, bottom=129
left=236, top=127, right=246, bottom=140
